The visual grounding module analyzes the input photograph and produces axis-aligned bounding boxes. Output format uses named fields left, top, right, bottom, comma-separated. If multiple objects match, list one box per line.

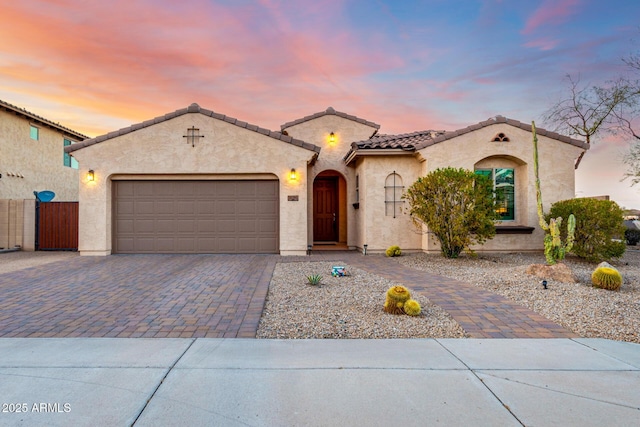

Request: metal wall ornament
left=183, top=126, right=204, bottom=147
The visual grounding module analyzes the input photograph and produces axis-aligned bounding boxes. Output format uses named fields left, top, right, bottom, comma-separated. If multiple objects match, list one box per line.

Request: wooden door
left=313, top=178, right=338, bottom=241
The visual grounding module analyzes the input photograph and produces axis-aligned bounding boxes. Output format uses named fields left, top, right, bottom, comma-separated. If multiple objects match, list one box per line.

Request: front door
left=313, top=177, right=338, bottom=242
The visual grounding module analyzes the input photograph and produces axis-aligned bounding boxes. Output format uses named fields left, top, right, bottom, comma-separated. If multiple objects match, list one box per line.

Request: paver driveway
left=0, top=254, right=276, bottom=338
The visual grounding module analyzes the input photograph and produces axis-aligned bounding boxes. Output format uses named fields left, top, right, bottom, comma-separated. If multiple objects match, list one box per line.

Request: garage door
left=113, top=180, right=279, bottom=254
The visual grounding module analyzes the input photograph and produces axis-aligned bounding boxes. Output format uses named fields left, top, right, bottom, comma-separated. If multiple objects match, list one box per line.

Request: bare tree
left=543, top=74, right=631, bottom=168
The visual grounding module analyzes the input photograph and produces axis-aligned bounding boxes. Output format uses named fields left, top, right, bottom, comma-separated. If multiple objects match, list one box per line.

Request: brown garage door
left=113, top=180, right=279, bottom=254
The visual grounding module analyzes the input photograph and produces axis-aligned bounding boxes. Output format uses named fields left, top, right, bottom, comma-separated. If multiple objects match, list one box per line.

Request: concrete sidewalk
left=0, top=338, right=638, bottom=426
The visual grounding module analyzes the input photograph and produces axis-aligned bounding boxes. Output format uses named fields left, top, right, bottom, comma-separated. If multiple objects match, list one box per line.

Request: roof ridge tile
left=66, top=104, right=321, bottom=154
left=281, top=107, right=380, bottom=130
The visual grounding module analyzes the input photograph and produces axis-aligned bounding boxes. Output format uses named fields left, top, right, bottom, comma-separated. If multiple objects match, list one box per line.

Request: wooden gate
left=36, top=202, right=79, bottom=250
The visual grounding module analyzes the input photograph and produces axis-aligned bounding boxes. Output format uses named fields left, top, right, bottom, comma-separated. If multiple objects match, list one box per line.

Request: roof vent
left=492, top=132, right=510, bottom=142
left=326, top=107, right=336, bottom=114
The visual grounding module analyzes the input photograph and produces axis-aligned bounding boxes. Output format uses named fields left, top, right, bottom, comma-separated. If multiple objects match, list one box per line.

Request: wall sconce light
left=289, top=168, right=297, bottom=181
left=87, top=170, right=95, bottom=182
left=329, top=132, right=336, bottom=144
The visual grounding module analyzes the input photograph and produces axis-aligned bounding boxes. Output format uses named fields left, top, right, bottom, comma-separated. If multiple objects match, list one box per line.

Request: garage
left=113, top=180, right=279, bottom=254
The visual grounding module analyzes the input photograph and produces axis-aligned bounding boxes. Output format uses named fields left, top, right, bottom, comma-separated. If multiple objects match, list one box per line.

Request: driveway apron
left=0, top=255, right=275, bottom=338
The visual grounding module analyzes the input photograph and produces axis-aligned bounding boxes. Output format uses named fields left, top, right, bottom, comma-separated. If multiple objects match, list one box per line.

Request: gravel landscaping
left=257, top=250, right=640, bottom=343
left=256, top=261, right=466, bottom=339
left=397, top=250, right=640, bottom=343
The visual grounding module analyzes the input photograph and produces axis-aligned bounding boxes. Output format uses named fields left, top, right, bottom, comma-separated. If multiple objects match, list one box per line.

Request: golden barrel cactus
left=384, top=285, right=411, bottom=315
left=403, top=299, right=421, bottom=316
left=591, top=266, right=623, bottom=291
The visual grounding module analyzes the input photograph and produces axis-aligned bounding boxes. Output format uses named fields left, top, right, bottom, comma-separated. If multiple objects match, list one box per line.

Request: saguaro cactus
left=533, top=121, right=576, bottom=265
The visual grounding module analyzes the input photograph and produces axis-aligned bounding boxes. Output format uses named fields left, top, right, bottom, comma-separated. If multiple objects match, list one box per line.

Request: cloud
left=0, top=0, right=407, bottom=135
left=521, top=0, right=580, bottom=35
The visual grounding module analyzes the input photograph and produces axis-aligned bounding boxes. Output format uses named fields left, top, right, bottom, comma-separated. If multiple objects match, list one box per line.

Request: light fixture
left=289, top=168, right=297, bottom=181
left=329, top=132, right=336, bottom=144
left=307, top=244, right=312, bottom=256
left=542, top=280, right=548, bottom=290
left=87, top=170, right=95, bottom=182
left=363, top=244, right=368, bottom=255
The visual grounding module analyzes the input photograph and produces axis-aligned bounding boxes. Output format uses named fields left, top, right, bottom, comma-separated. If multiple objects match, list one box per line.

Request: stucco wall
left=70, top=113, right=316, bottom=256
left=356, top=155, right=423, bottom=252
left=417, top=123, right=584, bottom=252
left=284, top=114, right=377, bottom=248
left=0, top=109, right=79, bottom=201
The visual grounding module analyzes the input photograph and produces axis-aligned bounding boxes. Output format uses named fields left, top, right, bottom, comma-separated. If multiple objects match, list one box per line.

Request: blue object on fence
left=34, top=190, right=56, bottom=202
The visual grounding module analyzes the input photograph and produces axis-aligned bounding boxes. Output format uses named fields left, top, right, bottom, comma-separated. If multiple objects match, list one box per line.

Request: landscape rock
left=525, top=262, right=577, bottom=283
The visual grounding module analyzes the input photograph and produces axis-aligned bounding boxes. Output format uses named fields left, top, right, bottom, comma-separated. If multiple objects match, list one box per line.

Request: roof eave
left=65, top=104, right=322, bottom=155
left=0, top=99, right=88, bottom=140
left=344, top=148, right=416, bottom=166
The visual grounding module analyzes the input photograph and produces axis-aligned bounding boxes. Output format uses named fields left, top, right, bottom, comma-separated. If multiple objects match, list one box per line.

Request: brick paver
left=0, top=251, right=577, bottom=339
left=0, top=254, right=274, bottom=338
left=295, top=251, right=577, bottom=338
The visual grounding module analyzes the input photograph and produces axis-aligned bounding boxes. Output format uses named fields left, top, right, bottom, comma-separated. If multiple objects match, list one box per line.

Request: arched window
left=385, top=172, right=404, bottom=217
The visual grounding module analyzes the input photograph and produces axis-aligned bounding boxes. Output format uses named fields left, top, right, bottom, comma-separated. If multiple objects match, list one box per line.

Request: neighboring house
left=0, top=99, right=87, bottom=201
left=66, top=104, right=588, bottom=256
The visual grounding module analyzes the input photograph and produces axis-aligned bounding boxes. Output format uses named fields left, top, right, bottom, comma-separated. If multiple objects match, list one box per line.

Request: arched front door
left=313, top=176, right=338, bottom=242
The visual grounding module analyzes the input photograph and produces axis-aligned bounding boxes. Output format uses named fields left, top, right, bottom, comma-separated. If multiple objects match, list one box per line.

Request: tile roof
left=344, top=115, right=589, bottom=162
left=420, top=115, right=589, bottom=150
left=0, top=98, right=88, bottom=140
left=351, top=130, right=446, bottom=151
left=66, top=103, right=321, bottom=154
left=280, top=106, right=380, bottom=131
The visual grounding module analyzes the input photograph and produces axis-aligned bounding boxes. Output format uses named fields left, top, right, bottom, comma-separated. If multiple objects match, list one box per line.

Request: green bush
left=385, top=245, right=402, bottom=257
left=625, top=228, right=640, bottom=245
left=404, top=167, right=498, bottom=258
left=547, top=198, right=626, bottom=262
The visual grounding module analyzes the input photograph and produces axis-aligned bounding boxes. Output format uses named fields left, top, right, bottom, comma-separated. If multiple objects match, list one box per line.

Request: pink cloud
left=0, top=0, right=410, bottom=136
left=522, top=0, right=580, bottom=35
left=523, top=37, right=560, bottom=51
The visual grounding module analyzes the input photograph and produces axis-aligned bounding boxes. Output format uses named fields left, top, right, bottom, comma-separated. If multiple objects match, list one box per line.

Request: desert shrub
left=385, top=245, right=402, bottom=257
left=404, top=168, right=498, bottom=258
left=547, top=198, right=625, bottom=262
left=591, top=266, right=623, bottom=290
left=625, top=229, right=640, bottom=245
left=306, top=274, right=322, bottom=286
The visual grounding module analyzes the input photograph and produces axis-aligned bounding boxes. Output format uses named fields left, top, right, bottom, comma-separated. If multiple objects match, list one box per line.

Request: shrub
left=547, top=198, right=626, bottom=262
left=625, top=228, right=640, bottom=245
left=384, top=285, right=411, bottom=315
left=306, top=274, right=322, bottom=286
left=386, top=245, right=402, bottom=257
left=404, top=167, right=498, bottom=258
left=403, top=299, right=421, bottom=316
left=591, top=266, right=623, bottom=290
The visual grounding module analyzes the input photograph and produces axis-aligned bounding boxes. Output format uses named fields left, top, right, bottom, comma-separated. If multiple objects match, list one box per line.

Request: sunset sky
left=1, top=0, right=640, bottom=207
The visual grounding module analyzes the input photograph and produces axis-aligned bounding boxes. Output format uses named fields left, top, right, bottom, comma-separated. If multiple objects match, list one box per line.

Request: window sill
left=495, top=226, right=535, bottom=234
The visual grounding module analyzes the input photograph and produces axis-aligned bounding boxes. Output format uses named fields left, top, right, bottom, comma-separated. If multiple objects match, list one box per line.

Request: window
left=30, top=125, right=39, bottom=140
left=63, top=139, right=79, bottom=169
left=384, top=172, right=404, bottom=217
left=476, top=168, right=515, bottom=220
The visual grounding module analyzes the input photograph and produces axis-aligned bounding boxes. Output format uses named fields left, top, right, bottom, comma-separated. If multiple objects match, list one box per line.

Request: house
left=66, top=104, right=588, bottom=256
left=0, top=99, right=88, bottom=201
